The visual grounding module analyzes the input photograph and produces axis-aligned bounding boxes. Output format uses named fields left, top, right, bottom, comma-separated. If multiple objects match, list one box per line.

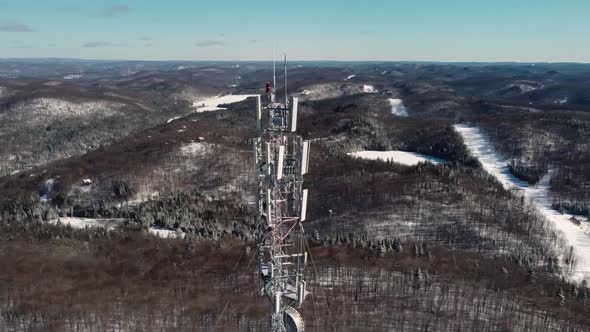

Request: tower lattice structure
left=254, top=91, right=310, bottom=332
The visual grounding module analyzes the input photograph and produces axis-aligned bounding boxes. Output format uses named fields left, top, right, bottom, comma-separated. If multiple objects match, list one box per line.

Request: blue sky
left=0, top=0, right=588, bottom=62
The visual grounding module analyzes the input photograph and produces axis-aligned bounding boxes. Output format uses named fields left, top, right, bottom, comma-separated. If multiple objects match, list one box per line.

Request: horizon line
left=1, top=57, right=589, bottom=65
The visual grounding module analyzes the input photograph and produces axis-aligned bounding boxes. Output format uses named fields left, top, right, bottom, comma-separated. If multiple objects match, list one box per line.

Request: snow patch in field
left=455, top=124, right=590, bottom=282
left=501, top=81, right=543, bottom=94
left=517, top=84, right=540, bottom=93
left=167, top=116, right=181, bottom=123
left=63, top=74, right=83, bottom=80
left=49, top=217, right=184, bottom=239
left=345, top=74, right=356, bottom=81
left=348, top=151, right=444, bottom=166
left=43, top=81, right=62, bottom=86
left=180, top=142, right=207, bottom=156
left=508, top=82, right=543, bottom=93
left=193, top=94, right=257, bottom=112
left=388, top=98, right=408, bottom=117
left=49, top=217, right=124, bottom=230
left=554, top=97, right=568, bottom=105
left=149, top=227, right=185, bottom=239
left=363, top=85, right=377, bottom=93
left=121, top=70, right=137, bottom=76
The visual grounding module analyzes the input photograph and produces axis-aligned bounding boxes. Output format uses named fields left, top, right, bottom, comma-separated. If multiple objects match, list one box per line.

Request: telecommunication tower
left=254, top=55, right=310, bottom=332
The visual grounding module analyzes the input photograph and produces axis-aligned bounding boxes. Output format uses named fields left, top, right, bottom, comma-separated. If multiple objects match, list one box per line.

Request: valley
left=1, top=60, right=589, bottom=331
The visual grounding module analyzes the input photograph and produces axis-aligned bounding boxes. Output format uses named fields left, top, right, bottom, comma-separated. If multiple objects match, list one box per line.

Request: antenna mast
left=272, top=42, right=277, bottom=103
left=284, top=53, right=288, bottom=107
left=254, top=54, right=309, bottom=332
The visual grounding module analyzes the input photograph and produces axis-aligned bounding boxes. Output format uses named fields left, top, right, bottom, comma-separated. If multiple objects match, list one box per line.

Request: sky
left=0, top=0, right=589, bottom=62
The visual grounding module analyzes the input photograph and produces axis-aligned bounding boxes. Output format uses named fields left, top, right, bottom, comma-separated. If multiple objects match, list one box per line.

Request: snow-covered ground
left=180, top=142, right=207, bottom=156
left=348, top=151, right=444, bottom=166
left=148, top=227, right=185, bottom=239
left=48, top=217, right=184, bottom=239
left=517, top=84, right=540, bottom=93
left=296, top=83, right=346, bottom=100
left=505, top=81, right=544, bottom=94
left=43, top=81, right=63, bottom=86
left=6, top=98, right=124, bottom=125
left=388, top=98, right=408, bottom=117
left=49, top=217, right=124, bottom=230
left=63, top=74, right=83, bottom=80
left=455, top=124, right=590, bottom=282
left=345, top=74, right=356, bottom=81
left=297, top=83, right=378, bottom=101
left=192, top=94, right=257, bottom=112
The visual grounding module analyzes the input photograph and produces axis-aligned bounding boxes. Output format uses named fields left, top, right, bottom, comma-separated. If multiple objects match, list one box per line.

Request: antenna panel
left=284, top=54, right=288, bottom=107
left=266, top=142, right=272, bottom=175
left=297, top=281, right=306, bottom=307
left=290, top=97, right=298, bottom=132
left=253, top=139, right=258, bottom=170
left=301, top=189, right=308, bottom=222
left=256, top=95, right=262, bottom=131
left=301, top=141, right=309, bottom=175
left=277, top=145, right=285, bottom=180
